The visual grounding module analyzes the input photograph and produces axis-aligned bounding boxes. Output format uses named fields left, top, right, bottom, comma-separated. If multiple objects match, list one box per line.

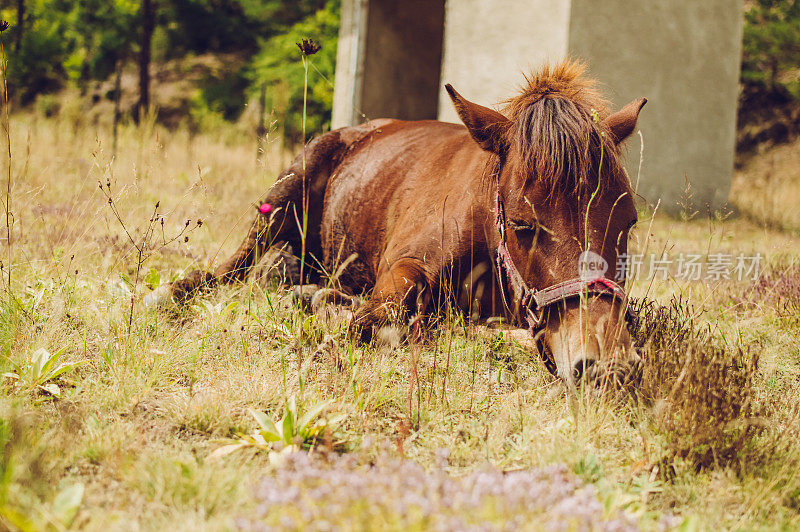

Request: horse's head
left=447, top=61, right=645, bottom=389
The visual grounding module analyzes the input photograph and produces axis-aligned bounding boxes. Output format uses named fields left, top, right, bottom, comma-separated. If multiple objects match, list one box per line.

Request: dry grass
left=730, top=137, right=800, bottom=233
left=1, top=111, right=800, bottom=530
left=630, top=297, right=765, bottom=475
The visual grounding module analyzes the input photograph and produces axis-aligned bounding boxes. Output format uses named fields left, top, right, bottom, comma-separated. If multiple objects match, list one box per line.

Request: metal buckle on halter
left=525, top=305, right=544, bottom=330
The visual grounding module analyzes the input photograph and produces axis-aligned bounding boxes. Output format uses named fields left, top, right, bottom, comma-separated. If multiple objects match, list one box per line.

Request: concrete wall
left=437, top=0, right=572, bottom=123
left=332, top=0, right=744, bottom=211
left=568, top=0, right=743, bottom=211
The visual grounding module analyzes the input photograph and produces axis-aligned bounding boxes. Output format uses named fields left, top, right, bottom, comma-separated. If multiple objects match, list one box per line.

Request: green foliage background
left=247, top=2, right=339, bottom=143
left=1, top=0, right=339, bottom=143
left=1, top=0, right=798, bottom=141
left=742, top=0, right=800, bottom=97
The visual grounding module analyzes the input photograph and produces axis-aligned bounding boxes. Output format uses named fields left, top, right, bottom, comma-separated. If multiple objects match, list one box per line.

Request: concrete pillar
left=332, top=0, right=445, bottom=129
left=331, top=0, right=369, bottom=129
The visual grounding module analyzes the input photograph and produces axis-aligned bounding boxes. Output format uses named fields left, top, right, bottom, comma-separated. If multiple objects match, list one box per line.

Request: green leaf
left=248, top=408, right=280, bottom=441
left=302, top=315, right=314, bottom=336
left=39, top=346, right=68, bottom=378
left=44, top=361, right=85, bottom=383
left=282, top=403, right=295, bottom=442
left=221, top=301, right=239, bottom=319
left=144, top=268, right=161, bottom=290
left=119, top=272, right=134, bottom=289
left=297, top=400, right=330, bottom=432
left=0, top=506, right=37, bottom=531
left=29, top=348, right=52, bottom=381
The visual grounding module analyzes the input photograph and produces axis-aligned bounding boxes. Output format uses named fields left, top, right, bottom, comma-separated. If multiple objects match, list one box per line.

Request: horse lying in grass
left=161, top=61, right=646, bottom=389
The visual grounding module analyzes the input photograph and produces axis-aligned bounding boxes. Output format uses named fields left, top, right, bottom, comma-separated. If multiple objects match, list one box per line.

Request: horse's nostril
left=572, top=358, right=596, bottom=382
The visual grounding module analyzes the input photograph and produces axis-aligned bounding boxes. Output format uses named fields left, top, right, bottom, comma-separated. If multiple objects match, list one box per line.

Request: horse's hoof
left=310, top=288, right=360, bottom=314
left=292, top=284, right=320, bottom=311
left=144, top=284, right=174, bottom=309
left=375, top=325, right=405, bottom=347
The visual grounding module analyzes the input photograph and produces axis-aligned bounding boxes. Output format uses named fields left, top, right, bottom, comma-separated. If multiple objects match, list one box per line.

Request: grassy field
left=2, top=111, right=800, bottom=531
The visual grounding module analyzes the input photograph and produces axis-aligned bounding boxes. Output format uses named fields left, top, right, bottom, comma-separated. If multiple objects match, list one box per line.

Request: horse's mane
left=501, top=60, right=628, bottom=198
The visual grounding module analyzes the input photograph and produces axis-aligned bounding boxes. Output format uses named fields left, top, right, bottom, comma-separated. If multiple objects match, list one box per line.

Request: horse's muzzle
left=539, top=298, right=640, bottom=389
left=571, top=347, right=642, bottom=390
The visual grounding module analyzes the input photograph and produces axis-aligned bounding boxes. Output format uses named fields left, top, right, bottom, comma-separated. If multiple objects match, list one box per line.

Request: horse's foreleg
left=164, top=164, right=311, bottom=304
left=168, top=214, right=273, bottom=301
left=350, top=258, right=432, bottom=341
left=169, top=200, right=305, bottom=303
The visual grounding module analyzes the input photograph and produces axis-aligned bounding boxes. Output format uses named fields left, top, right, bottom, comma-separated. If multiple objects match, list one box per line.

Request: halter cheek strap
left=493, top=177, right=635, bottom=335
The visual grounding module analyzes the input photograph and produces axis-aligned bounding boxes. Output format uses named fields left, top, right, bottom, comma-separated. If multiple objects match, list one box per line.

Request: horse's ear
left=445, top=84, right=511, bottom=154
left=602, top=98, right=647, bottom=144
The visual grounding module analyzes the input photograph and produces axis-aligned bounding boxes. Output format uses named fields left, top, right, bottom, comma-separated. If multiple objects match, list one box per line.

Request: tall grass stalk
left=1, top=22, right=12, bottom=295
left=294, top=38, right=320, bottom=287
left=299, top=54, right=310, bottom=286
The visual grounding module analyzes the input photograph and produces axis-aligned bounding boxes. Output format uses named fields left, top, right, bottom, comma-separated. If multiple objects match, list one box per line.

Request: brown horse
left=165, top=61, right=645, bottom=388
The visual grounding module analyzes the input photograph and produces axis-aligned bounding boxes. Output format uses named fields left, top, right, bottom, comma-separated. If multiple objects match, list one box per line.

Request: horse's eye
left=509, top=219, right=536, bottom=233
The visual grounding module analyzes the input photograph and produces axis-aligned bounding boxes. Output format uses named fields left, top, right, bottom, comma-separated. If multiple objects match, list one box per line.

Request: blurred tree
left=15, top=0, right=24, bottom=52
left=5, top=3, right=68, bottom=104
left=738, top=0, right=800, bottom=150
left=137, top=0, right=155, bottom=120
left=742, top=0, right=800, bottom=95
left=66, top=0, right=139, bottom=81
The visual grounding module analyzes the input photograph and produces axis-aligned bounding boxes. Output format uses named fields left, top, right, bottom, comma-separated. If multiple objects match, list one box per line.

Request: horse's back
left=320, top=119, right=490, bottom=287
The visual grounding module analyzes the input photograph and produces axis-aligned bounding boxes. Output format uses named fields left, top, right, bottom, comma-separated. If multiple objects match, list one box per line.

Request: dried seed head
left=196, top=219, right=203, bottom=227
left=184, top=236, right=189, bottom=243
left=0, top=21, right=10, bottom=33
left=296, top=38, right=321, bottom=56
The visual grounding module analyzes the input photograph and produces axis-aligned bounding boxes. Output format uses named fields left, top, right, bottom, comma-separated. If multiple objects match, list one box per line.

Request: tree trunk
left=136, top=0, right=155, bottom=122
left=113, top=59, right=123, bottom=157
left=15, top=0, right=24, bottom=52
left=256, top=82, right=266, bottom=165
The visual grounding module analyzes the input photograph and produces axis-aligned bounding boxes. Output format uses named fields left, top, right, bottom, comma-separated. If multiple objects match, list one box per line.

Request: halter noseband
left=493, top=174, right=635, bottom=338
